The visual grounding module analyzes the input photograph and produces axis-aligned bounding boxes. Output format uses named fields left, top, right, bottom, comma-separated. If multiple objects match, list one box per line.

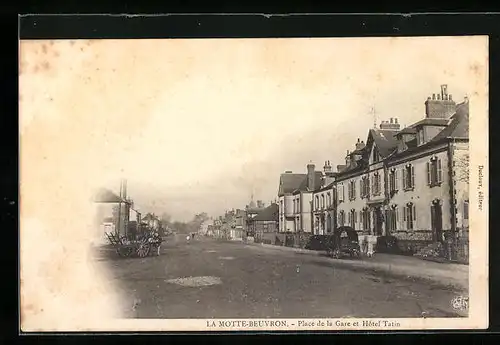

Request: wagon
left=325, top=226, right=361, bottom=259
left=105, top=231, right=163, bottom=258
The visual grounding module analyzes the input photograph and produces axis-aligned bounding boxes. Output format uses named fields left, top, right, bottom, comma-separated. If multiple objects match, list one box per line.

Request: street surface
left=95, top=235, right=466, bottom=319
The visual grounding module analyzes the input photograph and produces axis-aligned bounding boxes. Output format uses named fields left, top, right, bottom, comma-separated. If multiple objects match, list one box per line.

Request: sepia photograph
left=19, top=35, right=488, bottom=331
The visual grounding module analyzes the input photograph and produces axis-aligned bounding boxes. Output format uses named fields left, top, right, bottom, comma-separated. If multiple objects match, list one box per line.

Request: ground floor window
left=349, top=209, right=357, bottom=229
left=361, top=208, right=370, bottom=231
left=338, top=210, right=345, bottom=227
left=403, top=203, right=416, bottom=230
left=388, top=205, right=398, bottom=231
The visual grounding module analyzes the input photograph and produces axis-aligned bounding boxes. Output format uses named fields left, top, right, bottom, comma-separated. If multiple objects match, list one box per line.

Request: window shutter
left=342, top=185, right=345, bottom=201
left=394, top=170, right=399, bottom=190
left=395, top=207, right=399, bottom=222
left=402, top=168, right=407, bottom=189
left=412, top=204, right=416, bottom=221
left=411, top=165, right=415, bottom=188
left=377, top=173, right=381, bottom=193
left=437, top=159, right=442, bottom=183
left=348, top=212, right=351, bottom=224
left=426, top=162, right=431, bottom=185
left=354, top=210, right=357, bottom=223
left=353, top=181, right=356, bottom=198
left=403, top=206, right=407, bottom=221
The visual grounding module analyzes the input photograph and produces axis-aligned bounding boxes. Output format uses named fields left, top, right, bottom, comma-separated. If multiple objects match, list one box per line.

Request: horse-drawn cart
left=325, top=226, right=361, bottom=259
left=105, top=231, right=163, bottom=258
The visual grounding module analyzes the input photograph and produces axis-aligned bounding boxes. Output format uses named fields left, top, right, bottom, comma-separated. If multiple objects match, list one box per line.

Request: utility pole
left=116, top=180, right=122, bottom=237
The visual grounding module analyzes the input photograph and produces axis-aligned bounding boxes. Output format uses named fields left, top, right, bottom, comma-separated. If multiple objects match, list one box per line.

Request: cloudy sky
left=20, top=36, right=487, bottom=222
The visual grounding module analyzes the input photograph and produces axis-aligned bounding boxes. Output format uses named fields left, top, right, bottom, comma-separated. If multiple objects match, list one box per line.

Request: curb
left=247, top=242, right=468, bottom=292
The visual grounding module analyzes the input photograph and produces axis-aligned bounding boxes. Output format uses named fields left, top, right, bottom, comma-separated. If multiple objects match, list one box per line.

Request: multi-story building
left=312, top=161, right=336, bottom=235
left=384, top=86, right=469, bottom=249
left=333, top=84, right=469, bottom=253
left=277, top=165, right=323, bottom=233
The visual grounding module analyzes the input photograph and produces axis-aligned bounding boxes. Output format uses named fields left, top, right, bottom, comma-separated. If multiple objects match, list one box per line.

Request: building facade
left=272, top=84, right=468, bottom=256
left=278, top=164, right=323, bottom=233
left=312, top=161, right=336, bottom=235
left=334, top=85, right=469, bottom=253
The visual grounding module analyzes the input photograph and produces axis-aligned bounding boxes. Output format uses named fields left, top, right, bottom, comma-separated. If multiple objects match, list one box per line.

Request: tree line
left=160, top=212, right=209, bottom=234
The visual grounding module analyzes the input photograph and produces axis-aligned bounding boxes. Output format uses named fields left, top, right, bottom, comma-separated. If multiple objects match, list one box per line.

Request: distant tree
left=160, top=212, right=172, bottom=228
left=456, top=153, right=469, bottom=184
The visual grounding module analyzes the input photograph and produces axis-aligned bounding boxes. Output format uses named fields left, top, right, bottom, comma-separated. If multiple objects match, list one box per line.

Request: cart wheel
left=137, top=243, right=151, bottom=258
left=116, top=247, right=131, bottom=258
left=122, top=247, right=133, bottom=258
left=332, top=250, right=340, bottom=259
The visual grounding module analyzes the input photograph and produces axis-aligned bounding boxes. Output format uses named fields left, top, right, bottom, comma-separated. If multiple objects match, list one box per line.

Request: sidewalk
left=248, top=242, right=469, bottom=291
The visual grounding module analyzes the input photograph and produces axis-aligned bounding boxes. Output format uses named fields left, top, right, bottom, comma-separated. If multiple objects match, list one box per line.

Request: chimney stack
left=425, top=84, right=456, bottom=119
left=355, top=138, right=366, bottom=150
left=307, top=163, right=315, bottom=191
left=379, top=119, right=401, bottom=131
left=323, top=160, right=332, bottom=174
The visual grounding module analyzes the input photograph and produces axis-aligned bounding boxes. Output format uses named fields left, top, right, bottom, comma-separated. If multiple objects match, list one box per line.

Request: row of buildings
left=206, top=199, right=279, bottom=241
left=277, top=84, right=469, bottom=254
left=207, top=85, right=469, bottom=259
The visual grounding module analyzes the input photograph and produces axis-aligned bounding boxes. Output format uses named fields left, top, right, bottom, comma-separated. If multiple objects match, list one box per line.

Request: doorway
left=431, top=200, right=443, bottom=242
left=326, top=214, right=332, bottom=233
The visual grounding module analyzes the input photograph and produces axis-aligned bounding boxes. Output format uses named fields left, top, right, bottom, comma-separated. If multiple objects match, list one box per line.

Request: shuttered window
left=428, top=157, right=443, bottom=186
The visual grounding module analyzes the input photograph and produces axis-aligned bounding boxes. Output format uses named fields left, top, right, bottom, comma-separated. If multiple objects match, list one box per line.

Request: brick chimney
left=379, top=118, right=401, bottom=131
left=425, top=84, right=456, bottom=119
left=307, top=163, right=315, bottom=191
left=323, top=160, right=332, bottom=174
left=355, top=138, right=366, bottom=150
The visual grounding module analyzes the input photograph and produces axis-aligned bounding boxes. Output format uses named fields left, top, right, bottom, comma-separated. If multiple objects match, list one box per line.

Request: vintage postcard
left=19, top=35, right=488, bottom=332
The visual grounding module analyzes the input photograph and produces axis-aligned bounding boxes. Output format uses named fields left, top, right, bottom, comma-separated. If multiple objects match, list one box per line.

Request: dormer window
left=418, top=130, right=425, bottom=146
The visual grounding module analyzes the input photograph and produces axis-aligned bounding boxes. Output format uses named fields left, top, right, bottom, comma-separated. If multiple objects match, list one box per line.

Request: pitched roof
left=429, top=101, right=469, bottom=142
left=315, top=181, right=335, bottom=192
left=294, top=171, right=324, bottom=193
left=411, top=118, right=449, bottom=128
left=93, top=188, right=122, bottom=203
left=253, top=203, right=279, bottom=222
left=397, top=127, right=417, bottom=135
left=389, top=102, right=469, bottom=161
left=368, top=129, right=400, bottom=158
left=278, top=173, right=307, bottom=196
